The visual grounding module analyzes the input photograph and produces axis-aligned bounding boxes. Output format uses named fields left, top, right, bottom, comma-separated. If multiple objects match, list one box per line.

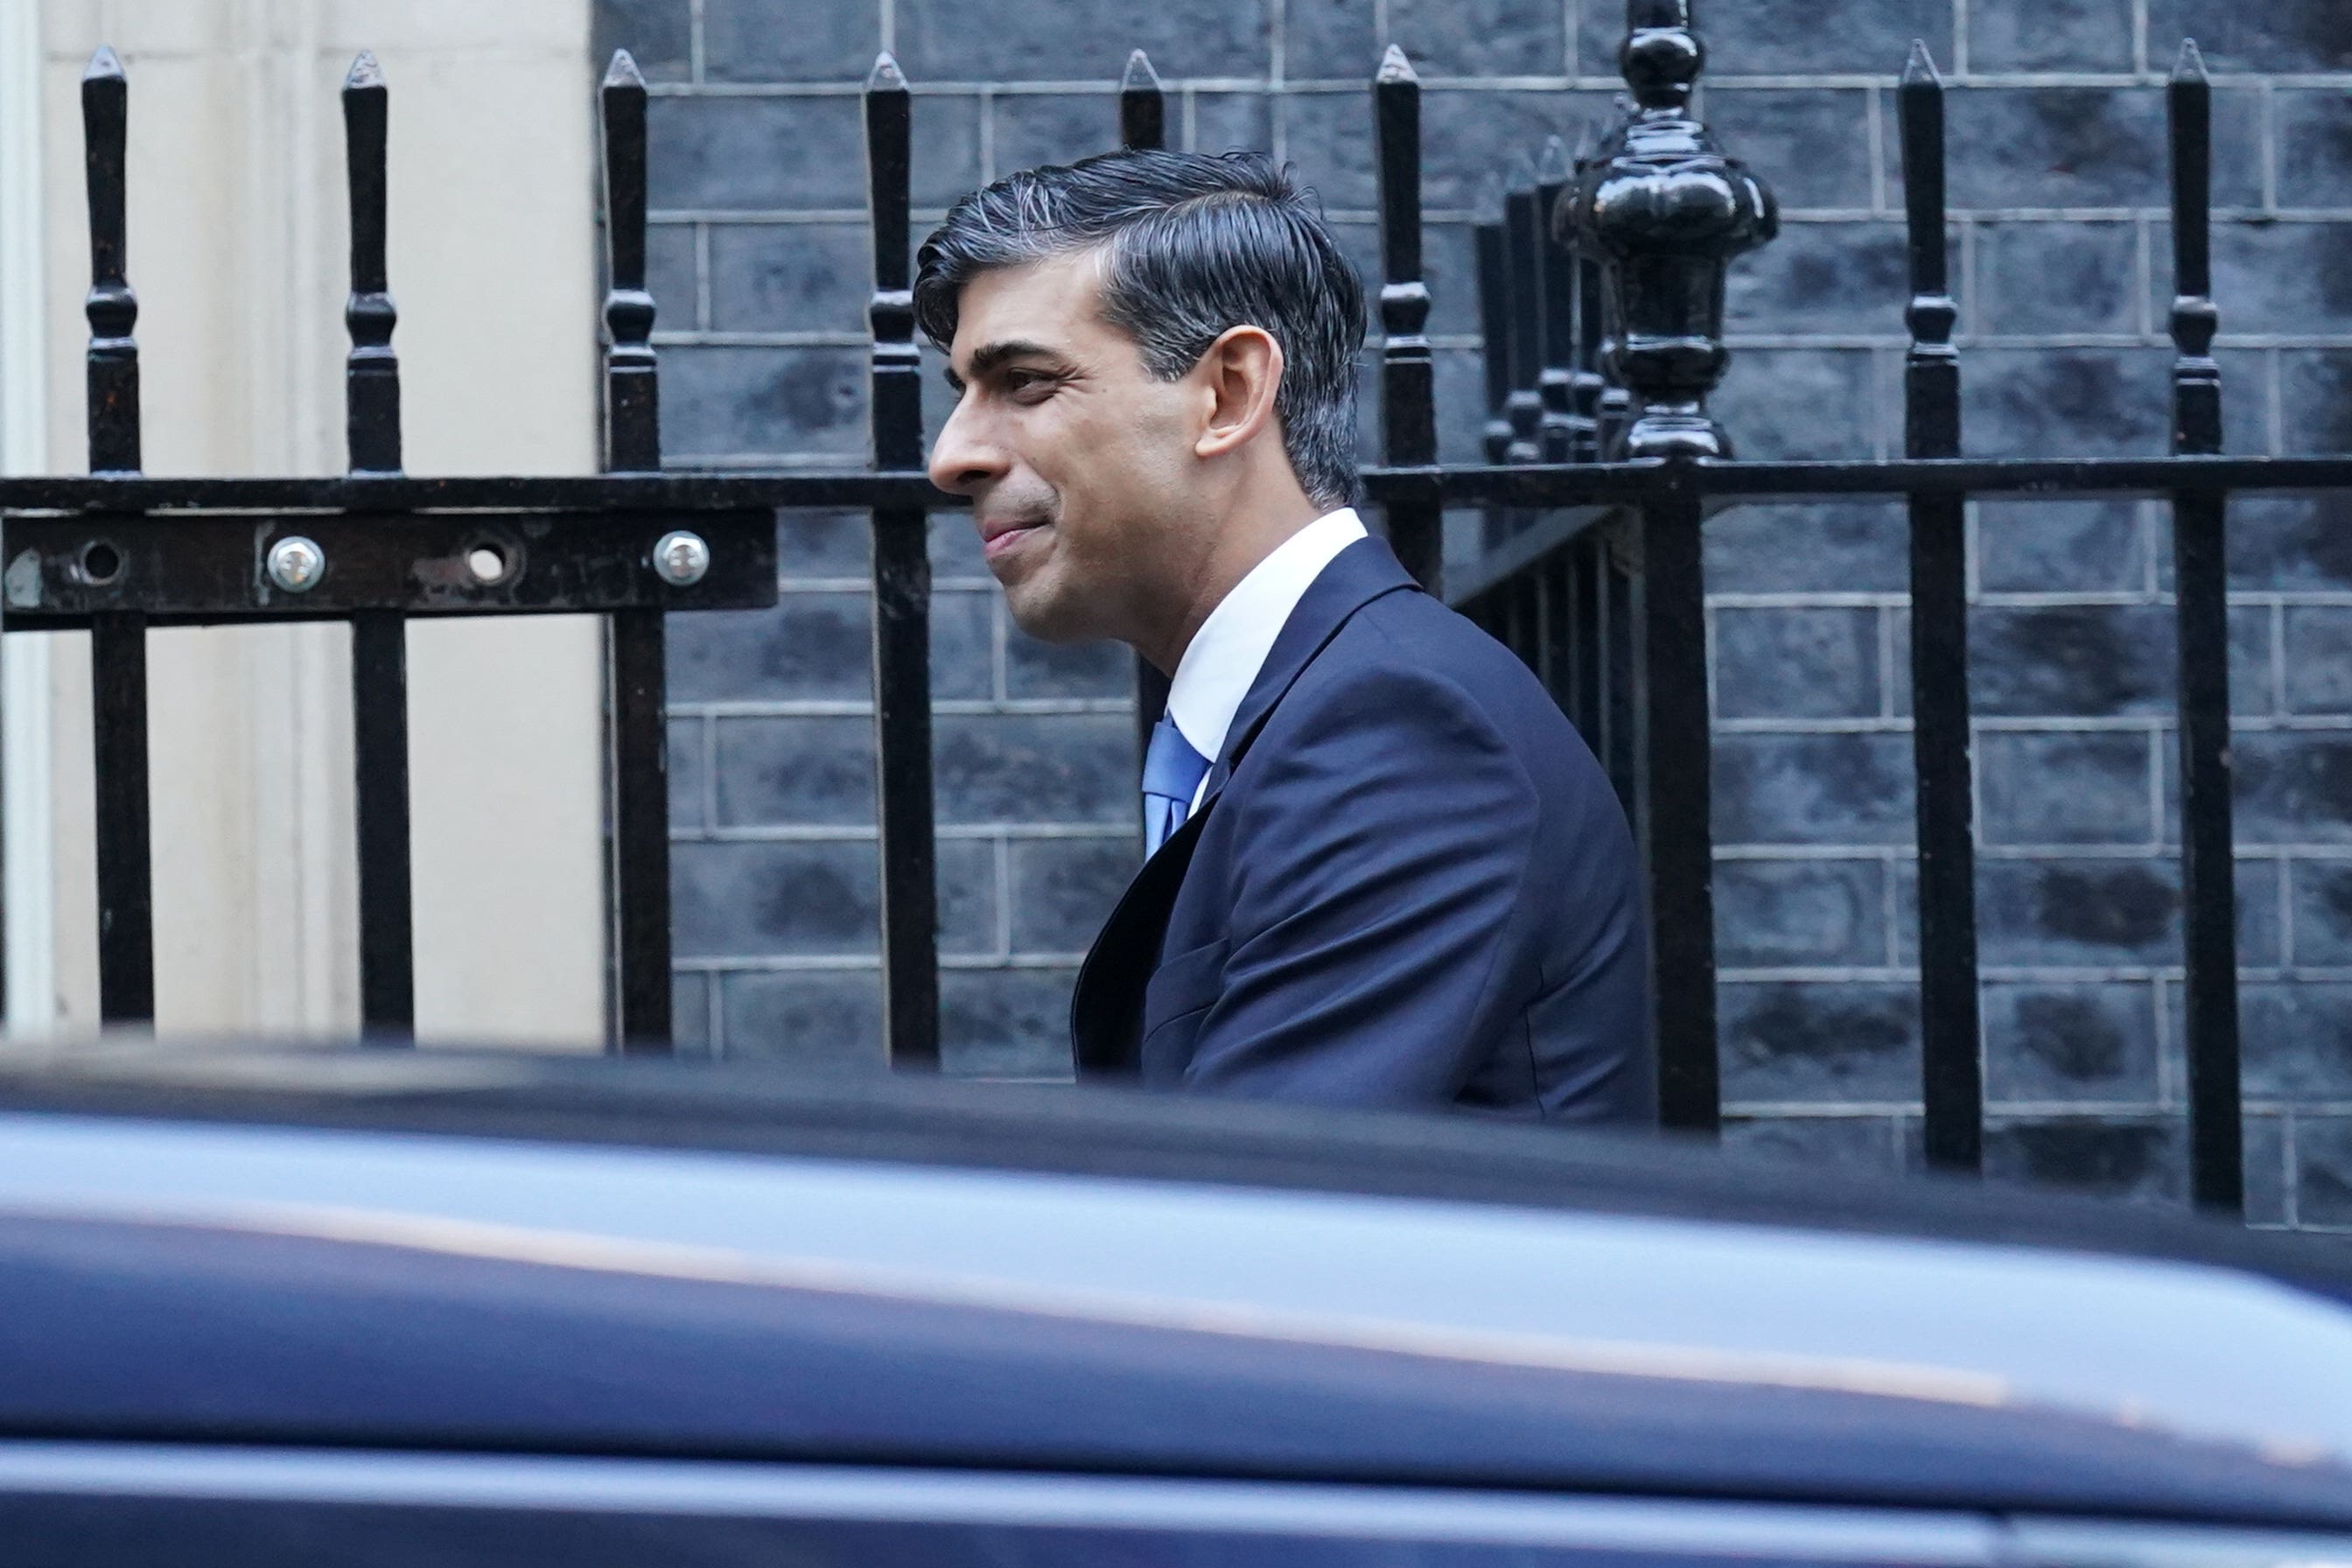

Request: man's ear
left=1192, top=326, right=1284, bottom=461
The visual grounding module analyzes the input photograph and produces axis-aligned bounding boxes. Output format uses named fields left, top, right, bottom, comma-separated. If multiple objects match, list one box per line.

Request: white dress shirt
left=1163, top=506, right=1369, bottom=813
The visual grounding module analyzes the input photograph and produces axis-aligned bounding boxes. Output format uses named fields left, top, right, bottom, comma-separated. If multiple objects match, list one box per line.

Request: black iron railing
left=2, top=46, right=780, bottom=1051
left=1452, top=10, right=2263, bottom=1214
left=0, top=2, right=2324, bottom=1225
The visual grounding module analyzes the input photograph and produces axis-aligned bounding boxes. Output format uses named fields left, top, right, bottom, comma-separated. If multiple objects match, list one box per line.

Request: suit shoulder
left=1338, top=589, right=1563, bottom=715
left=1288, top=590, right=1615, bottom=803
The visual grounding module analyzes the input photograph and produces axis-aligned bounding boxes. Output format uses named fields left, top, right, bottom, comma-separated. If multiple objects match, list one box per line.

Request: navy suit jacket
left=1071, top=536, right=1655, bottom=1124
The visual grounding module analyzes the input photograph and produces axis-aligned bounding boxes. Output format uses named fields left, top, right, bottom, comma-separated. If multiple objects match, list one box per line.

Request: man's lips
left=980, top=520, right=1047, bottom=561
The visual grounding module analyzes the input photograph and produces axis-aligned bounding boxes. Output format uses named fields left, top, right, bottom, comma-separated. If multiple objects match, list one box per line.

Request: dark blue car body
left=1, top=1042, right=2349, bottom=1564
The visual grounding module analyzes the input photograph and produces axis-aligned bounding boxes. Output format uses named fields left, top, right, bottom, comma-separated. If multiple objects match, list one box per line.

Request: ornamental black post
left=342, top=51, right=416, bottom=1039
left=1567, top=2, right=1775, bottom=463
left=1899, top=41, right=1983, bottom=1173
left=1373, top=45, right=1441, bottom=589
left=866, top=52, right=942, bottom=1070
left=81, top=46, right=155, bottom=1026
left=1120, top=51, right=1175, bottom=791
left=2167, top=38, right=2244, bottom=1214
left=1566, top=0, right=1776, bottom=1133
left=598, top=48, right=675, bottom=1052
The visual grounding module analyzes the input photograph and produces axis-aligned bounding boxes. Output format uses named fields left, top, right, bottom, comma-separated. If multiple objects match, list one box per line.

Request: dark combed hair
left=914, top=150, right=1367, bottom=508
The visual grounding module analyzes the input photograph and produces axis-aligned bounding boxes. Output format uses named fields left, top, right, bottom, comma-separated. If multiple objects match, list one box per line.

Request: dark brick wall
left=596, top=0, right=2352, bottom=1228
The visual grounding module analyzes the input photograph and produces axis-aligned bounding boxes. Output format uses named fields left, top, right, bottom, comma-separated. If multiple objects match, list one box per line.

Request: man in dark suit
left=916, top=150, right=1651, bottom=1124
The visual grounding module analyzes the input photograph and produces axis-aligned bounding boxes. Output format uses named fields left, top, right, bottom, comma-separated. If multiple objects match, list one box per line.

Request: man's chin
left=1003, top=578, right=1096, bottom=646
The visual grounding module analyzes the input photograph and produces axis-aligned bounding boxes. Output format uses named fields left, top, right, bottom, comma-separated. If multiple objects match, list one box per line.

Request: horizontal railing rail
left=17, top=452, right=2352, bottom=514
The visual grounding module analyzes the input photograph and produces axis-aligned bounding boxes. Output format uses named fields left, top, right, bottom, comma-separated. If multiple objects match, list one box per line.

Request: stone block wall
left=595, top=0, right=2352, bottom=1225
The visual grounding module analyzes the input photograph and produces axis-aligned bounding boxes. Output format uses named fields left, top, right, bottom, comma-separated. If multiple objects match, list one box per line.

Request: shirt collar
left=1164, top=507, right=1370, bottom=765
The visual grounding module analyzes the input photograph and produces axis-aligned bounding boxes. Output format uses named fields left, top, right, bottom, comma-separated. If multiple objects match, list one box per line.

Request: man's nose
left=927, top=397, right=1008, bottom=496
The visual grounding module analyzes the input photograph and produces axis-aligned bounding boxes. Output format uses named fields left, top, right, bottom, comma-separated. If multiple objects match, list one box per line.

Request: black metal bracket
left=0, top=506, right=778, bottom=626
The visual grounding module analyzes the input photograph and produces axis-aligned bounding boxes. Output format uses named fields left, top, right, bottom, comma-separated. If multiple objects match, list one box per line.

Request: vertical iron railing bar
left=341, top=50, right=416, bottom=1039
left=1898, top=40, right=1982, bottom=1173
left=598, top=49, right=675, bottom=1052
left=1515, top=573, right=1543, bottom=682
left=1502, top=152, right=1544, bottom=471
left=2168, top=38, right=2243, bottom=1214
left=1540, top=553, right=1572, bottom=713
left=1373, top=45, right=1441, bottom=590
left=81, top=45, right=154, bottom=1026
left=866, top=52, right=942, bottom=1070
left=1634, top=480, right=1717, bottom=1130
left=1572, top=537, right=1602, bottom=740
left=1473, top=172, right=1512, bottom=550
left=1118, top=50, right=1174, bottom=801
left=1603, top=538, right=1636, bottom=811
left=1534, top=136, right=1586, bottom=466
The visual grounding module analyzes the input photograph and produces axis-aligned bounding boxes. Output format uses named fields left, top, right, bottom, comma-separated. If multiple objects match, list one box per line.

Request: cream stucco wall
left=31, top=0, right=606, bottom=1046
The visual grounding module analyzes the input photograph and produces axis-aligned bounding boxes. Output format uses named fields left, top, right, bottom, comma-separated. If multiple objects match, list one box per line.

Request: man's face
left=928, top=251, right=1200, bottom=646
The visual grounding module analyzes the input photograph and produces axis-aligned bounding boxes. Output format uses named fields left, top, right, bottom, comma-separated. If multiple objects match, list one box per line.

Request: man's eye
left=1004, top=371, right=1056, bottom=399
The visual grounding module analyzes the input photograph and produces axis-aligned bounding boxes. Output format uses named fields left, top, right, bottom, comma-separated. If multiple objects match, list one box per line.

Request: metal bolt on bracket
left=653, top=529, right=710, bottom=586
left=266, top=535, right=326, bottom=593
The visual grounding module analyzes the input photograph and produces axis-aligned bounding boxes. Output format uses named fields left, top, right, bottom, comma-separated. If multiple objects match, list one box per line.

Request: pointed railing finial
left=1572, top=116, right=1600, bottom=167
left=1537, top=134, right=1573, bottom=185
left=1120, top=48, right=1166, bottom=150
left=342, top=41, right=399, bottom=474
left=1533, top=133, right=1584, bottom=463
left=599, top=42, right=656, bottom=472
left=1475, top=168, right=1506, bottom=224
left=2174, top=36, right=2209, bottom=82
left=868, top=50, right=906, bottom=92
left=1902, top=38, right=1941, bottom=87
left=1370, top=35, right=1438, bottom=584
left=81, top=39, right=139, bottom=475
left=1507, top=148, right=1539, bottom=193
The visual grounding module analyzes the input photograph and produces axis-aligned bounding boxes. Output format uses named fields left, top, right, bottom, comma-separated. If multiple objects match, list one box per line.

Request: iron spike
left=1121, top=48, right=1160, bottom=93
left=603, top=48, right=645, bottom=89
left=1536, top=133, right=1573, bottom=186
left=1376, top=43, right=1418, bottom=84
left=1475, top=169, right=1506, bottom=225
left=868, top=51, right=907, bottom=92
left=1901, top=38, right=1941, bottom=88
left=2173, top=37, right=2209, bottom=83
left=346, top=49, right=384, bottom=91
left=85, top=43, right=124, bottom=80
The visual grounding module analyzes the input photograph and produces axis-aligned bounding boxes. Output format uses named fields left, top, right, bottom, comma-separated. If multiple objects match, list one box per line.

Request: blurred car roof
left=2, top=1039, right=2350, bottom=1532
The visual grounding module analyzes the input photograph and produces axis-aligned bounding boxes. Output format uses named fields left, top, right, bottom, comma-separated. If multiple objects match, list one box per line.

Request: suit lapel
left=1068, top=534, right=1423, bottom=1076
left=1069, top=802, right=1212, bottom=1075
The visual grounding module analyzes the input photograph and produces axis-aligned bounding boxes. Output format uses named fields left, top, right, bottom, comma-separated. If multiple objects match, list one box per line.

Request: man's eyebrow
left=943, top=339, right=1068, bottom=393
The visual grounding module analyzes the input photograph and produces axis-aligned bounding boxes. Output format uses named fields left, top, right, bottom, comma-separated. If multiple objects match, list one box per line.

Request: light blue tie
left=1141, top=713, right=1212, bottom=857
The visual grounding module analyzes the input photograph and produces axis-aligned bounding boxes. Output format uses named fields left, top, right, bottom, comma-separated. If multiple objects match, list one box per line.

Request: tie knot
left=1141, top=713, right=1211, bottom=806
